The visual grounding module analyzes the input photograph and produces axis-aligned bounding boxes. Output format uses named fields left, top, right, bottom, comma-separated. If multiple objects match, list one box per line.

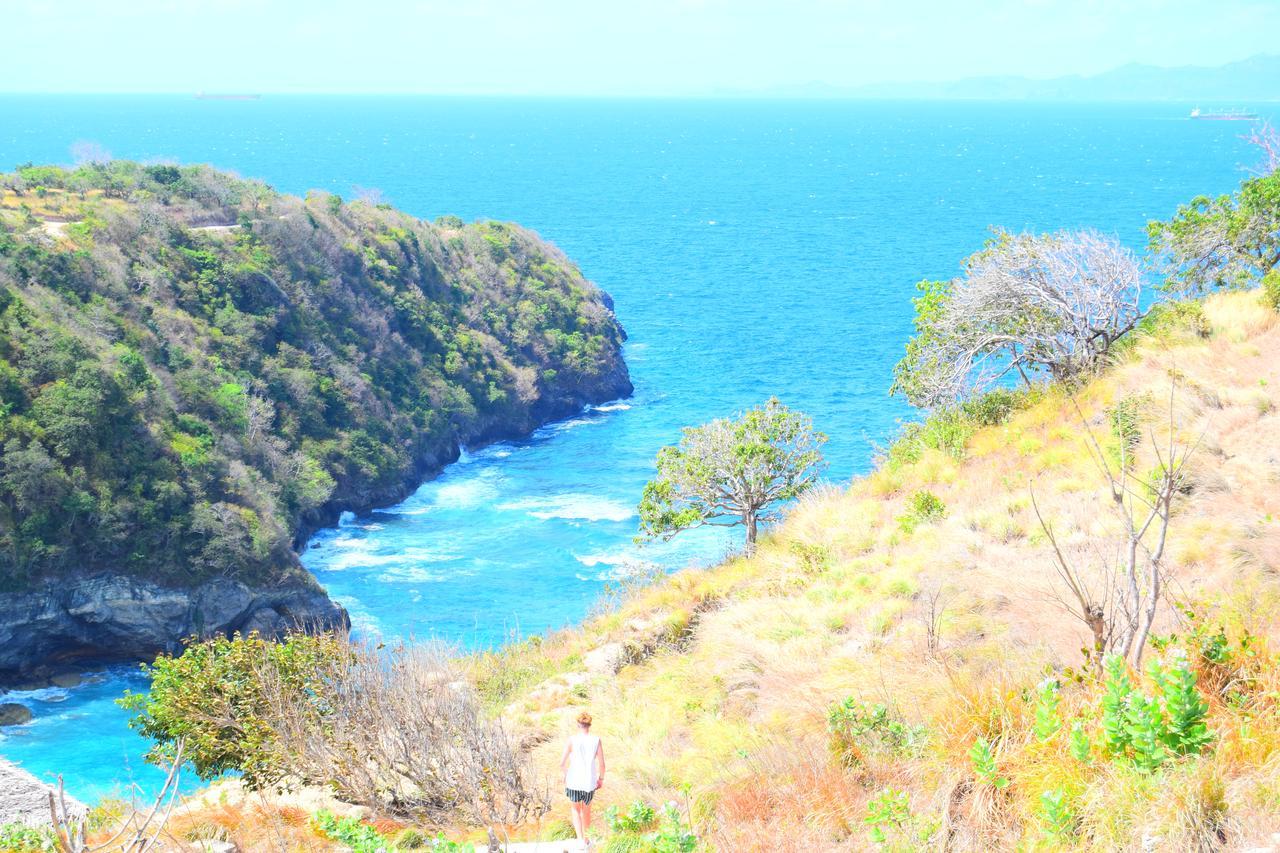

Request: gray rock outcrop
left=0, top=574, right=348, bottom=683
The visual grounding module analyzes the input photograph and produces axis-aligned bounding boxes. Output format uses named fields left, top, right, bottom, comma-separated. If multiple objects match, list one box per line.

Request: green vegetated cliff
left=0, top=161, right=629, bottom=669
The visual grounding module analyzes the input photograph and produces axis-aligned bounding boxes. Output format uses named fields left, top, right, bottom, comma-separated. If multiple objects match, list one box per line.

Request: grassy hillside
left=0, top=162, right=629, bottom=593
left=483, top=290, right=1280, bottom=851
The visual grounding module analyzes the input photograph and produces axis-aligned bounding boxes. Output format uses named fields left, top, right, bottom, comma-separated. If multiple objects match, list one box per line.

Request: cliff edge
left=0, top=162, right=631, bottom=679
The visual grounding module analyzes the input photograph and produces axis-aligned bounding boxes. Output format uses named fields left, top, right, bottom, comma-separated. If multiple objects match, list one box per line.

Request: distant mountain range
left=726, top=54, right=1280, bottom=101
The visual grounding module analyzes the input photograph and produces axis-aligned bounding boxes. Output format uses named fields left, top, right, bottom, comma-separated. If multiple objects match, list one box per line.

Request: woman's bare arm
left=595, top=741, right=606, bottom=787
left=560, top=740, right=572, bottom=772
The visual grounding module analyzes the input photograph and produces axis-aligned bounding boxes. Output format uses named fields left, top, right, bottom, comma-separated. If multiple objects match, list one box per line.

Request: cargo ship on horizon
left=195, top=92, right=262, bottom=101
left=1189, top=107, right=1258, bottom=121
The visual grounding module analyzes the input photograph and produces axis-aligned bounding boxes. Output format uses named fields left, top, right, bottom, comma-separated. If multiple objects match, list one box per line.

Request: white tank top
left=564, top=733, right=600, bottom=791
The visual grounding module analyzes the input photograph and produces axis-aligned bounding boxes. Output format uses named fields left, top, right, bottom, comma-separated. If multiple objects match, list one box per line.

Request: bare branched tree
left=251, top=639, right=545, bottom=835
left=892, top=230, right=1146, bottom=409
left=915, top=578, right=949, bottom=660
left=1032, top=384, right=1198, bottom=668
left=48, top=740, right=185, bottom=853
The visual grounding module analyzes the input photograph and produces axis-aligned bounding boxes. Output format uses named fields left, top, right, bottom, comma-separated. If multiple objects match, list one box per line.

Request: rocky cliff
left=0, top=161, right=631, bottom=679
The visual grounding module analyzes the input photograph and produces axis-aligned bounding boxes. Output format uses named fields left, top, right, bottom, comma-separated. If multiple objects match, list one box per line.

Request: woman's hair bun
left=576, top=711, right=593, bottom=727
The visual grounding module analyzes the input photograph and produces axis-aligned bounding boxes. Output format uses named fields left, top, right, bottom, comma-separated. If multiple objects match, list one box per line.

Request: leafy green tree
left=121, top=632, right=348, bottom=785
left=1148, top=171, right=1280, bottom=294
left=638, top=398, right=826, bottom=549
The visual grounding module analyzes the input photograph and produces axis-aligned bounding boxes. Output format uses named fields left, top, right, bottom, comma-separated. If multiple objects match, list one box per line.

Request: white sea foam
left=575, top=550, right=657, bottom=581
left=498, top=493, right=634, bottom=522
left=548, top=417, right=602, bottom=433
left=338, top=510, right=357, bottom=527
left=376, top=566, right=447, bottom=584
left=428, top=477, right=499, bottom=509
left=326, top=551, right=404, bottom=571
left=0, top=686, right=68, bottom=703
left=591, top=402, right=632, bottom=413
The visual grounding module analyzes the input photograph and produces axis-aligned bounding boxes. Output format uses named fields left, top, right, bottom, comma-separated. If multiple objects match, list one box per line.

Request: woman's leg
left=582, top=801, right=592, bottom=838
left=571, top=801, right=585, bottom=840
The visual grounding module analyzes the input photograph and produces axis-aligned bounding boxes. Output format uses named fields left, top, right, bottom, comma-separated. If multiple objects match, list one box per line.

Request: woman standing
left=561, top=711, right=606, bottom=849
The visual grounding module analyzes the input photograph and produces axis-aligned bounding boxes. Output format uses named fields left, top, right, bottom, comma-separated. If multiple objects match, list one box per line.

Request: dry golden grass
left=490, top=290, right=1280, bottom=850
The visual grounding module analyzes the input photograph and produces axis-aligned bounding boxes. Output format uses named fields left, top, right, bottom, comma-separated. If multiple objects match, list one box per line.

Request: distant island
left=721, top=53, right=1280, bottom=101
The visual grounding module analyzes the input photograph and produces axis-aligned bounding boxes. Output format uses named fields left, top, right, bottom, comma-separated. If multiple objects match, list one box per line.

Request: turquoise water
left=0, top=97, right=1268, bottom=799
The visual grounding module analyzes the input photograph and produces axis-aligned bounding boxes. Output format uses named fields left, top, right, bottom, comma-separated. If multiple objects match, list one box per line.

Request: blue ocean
left=0, top=96, right=1266, bottom=800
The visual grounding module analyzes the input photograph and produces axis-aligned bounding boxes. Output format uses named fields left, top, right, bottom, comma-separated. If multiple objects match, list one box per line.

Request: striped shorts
left=566, top=788, right=595, bottom=804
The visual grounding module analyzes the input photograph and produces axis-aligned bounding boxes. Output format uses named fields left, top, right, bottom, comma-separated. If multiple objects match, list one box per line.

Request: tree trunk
left=744, top=512, right=758, bottom=551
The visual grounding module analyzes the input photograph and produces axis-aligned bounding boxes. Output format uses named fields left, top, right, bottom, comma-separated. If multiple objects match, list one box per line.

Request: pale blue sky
left=2, top=0, right=1277, bottom=95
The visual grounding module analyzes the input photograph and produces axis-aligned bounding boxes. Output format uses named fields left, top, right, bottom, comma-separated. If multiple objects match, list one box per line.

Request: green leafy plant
left=1101, top=654, right=1135, bottom=755
left=865, top=788, right=912, bottom=846
left=1158, top=651, right=1213, bottom=755
left=968, top=736, right=1008, bottom=788
left=898, top=490, right=946, bottom=534
left=120, top=632, right=349, bottom=786
left=605, top=800, right=695, bottom=853
left=1098, top=652, right=1215, bottom=772
left=863, top=788, right=936, bottom=850
left=828, top=699, right=926, bottom=765
left=311, top=810, right=392, bottom=853
left=1039, top=788, right=1076, bottom=843
left=605, top=800, right=658, bottom=834
left=0, top=823, right=56, bottom=852
left=1034, top=678, right=1062, bottom=742
left=1069, top=720, right=1092, bottom=764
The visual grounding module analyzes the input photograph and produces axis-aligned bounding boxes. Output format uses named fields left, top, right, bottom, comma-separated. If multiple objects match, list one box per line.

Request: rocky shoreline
left=0, top=757, right=86, bottom=826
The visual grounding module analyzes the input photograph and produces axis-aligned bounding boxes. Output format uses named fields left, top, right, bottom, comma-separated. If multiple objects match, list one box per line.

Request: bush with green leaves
left=1095, top=652, right=1213, bottom=772
left=968, top=736, right=1008, bottom=788
left=603, top=801, right=696, bottom=853
left=1148, top=169, right=1280, bottom=294
left=311, top=810, right=391, bottom=853
left=0, top=823, right=56, bottom=853
left=120, top=631, right=348, bottom=783
left=827, top=699, right=926, bottom=765
left=897, top=490, right=946, bottom=534
left=1033, top=678, right=1062, bottom=742
left=863, top=788, right=937, bottom=850
left=1039, top=788, right=1076, bottom=843
left=883, top=387, right=1039, bottom=470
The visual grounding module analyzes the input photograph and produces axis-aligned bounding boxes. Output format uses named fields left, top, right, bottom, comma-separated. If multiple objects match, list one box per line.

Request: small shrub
left=605, top=800, right=658, bottom=834
left=1097, top=652, right=1214, bottom=772
left=968, top=737, right=1008, bottom=788
left=395, top=827, right=427, bottom=849
left=311, top=810, right=390, bottom=853
left=0, top=823, right=56, bottom=852
left=605, top=801, right=695, bottom=853
left=1069, top=720, right=1091, bottom=764
left=1033, top=678, right=1061, bottom=742
left=898, top=490, right=946, bottom=534
left=864, top=788, right=936, bottom=849
left=1039, top=788, right=1076, bottom=842
left=828, top=699, right=926, bottom=766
